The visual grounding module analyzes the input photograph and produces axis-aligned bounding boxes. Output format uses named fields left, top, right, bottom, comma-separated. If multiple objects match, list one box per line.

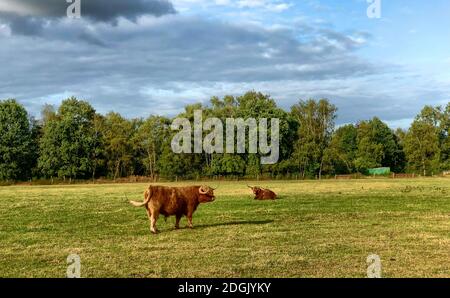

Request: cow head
left=198, top=186, right=216, bottom=203
left=247, top=185, right=262, bottom=195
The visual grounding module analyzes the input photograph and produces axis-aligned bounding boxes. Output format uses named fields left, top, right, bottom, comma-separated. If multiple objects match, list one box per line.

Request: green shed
left=368, top=167, right=391, bottom=175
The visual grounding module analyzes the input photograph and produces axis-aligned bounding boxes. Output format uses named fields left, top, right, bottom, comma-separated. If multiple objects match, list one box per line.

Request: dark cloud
left=0, top=13, right=44, bottom=36
left=81, top=0, right=176, bottom=21
left=0, top=0, right=176, bottom=36
left=0, top=0, right=175, bottom=20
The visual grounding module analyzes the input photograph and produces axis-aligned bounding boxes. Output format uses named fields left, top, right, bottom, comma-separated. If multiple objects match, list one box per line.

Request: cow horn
left=247, top=185, right=253, bottom=189
left=199, top=186, right=208, bottom=195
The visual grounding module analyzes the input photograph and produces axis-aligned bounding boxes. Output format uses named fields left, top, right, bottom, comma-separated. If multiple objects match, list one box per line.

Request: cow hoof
left=175, top=226, right=180, bottom=230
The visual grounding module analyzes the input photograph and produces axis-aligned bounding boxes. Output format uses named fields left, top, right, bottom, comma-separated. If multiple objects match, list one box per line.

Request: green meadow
left=1, top=178, right=449, bottom=278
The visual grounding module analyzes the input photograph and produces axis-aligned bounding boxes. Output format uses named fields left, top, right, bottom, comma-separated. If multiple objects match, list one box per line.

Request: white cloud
left=172, top=0, right=292, bottom=13
left=269, top=3, right=292, bottom=12
left=0, top=23, right=10, bottom=36
left=237, top=0, right=292, bottom=12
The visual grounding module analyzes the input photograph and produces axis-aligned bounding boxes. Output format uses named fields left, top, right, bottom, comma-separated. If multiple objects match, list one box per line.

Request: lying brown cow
left=247, top=185, right=277, bottom=200
left=129, top=185, right=216, bottom=234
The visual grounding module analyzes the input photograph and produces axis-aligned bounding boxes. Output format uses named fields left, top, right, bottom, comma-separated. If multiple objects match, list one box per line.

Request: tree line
left=0, top=91, right=449, bottom=182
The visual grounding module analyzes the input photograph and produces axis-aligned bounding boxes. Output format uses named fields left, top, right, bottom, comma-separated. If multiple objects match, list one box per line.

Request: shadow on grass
left=169, top=220, right=274, bottom=231
left=199, top=219, right=274, bottom=229
left=251, top=196, right=287, bottom=200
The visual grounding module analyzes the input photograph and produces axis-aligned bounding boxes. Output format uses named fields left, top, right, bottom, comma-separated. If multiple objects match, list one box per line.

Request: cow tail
left=129, top=187, right=152, bottom=207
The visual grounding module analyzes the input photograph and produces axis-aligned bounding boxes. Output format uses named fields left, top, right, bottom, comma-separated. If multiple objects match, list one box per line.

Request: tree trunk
left=422, top=158, right=426, bottom=176
left=148, top=148, right=154, bottom=181
left=319, top=160, right=323, bottom=180
left=92, top=162, right=96, bottom=182
left=153, top=149, right=157, bottom=182
left=114, top=160, right=120, bottom=180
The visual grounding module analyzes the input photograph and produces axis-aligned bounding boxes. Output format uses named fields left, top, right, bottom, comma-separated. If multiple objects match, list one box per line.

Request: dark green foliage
left=355, top=118, right=405, bottom=174
left=291, top=99, right=337, bottom=179
left=132, top=116, right=170, bottom=180
left=0, top=94, right=448, bottom=181
left=38, top=97, right=97, bottom=179
left=0, top=99, right=35, bottom=180
left=324, top=124, right=358, bottom=174
left=403, top=106, right=443, bottom=176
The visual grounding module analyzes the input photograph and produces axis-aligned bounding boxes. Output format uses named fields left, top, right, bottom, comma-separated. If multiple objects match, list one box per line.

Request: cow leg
left=149, top=208, right=160, bottom=234
left=145, top=206, right=153, bottom=233
left=175, top=215, right=182, bottom=230
left=187, top=213, right=193, bottom=229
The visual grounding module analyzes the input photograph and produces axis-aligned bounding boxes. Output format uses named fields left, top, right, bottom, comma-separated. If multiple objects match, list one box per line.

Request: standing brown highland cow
left=129, top=185, right=216, bottom=234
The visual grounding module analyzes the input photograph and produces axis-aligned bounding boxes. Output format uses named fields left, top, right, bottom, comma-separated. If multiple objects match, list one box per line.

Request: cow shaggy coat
left=248, top=186, right=277, bottom=200
left=130, top=185, right=215, bottom=234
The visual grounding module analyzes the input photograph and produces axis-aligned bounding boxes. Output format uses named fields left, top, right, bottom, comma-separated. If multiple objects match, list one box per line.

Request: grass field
left=1, top=178, right=450, bottom=278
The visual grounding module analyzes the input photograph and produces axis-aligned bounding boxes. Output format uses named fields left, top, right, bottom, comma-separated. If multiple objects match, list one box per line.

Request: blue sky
left=0, top=0, right=449, bottom=128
